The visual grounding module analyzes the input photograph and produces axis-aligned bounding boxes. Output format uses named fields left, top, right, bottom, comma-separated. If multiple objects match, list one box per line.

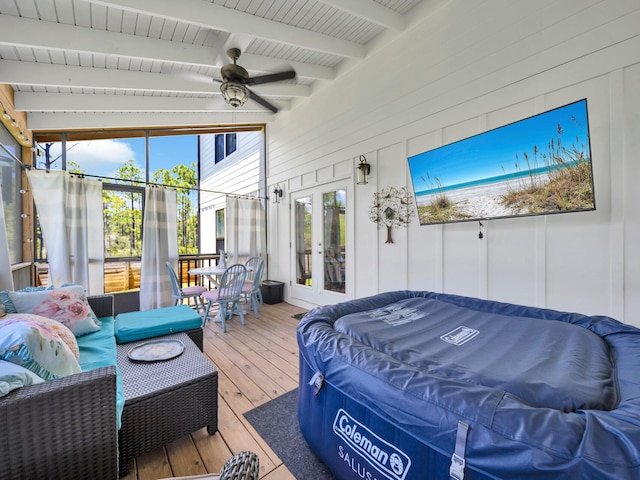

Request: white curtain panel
left=0, top=183, right=14, bottom=290
left=140, top=186, right=178, bottom=311
left=26, top=170, right=104, bottom=294
left=225, top=196, right=265, bottom=266
left=68, top=176, right=104, bottom=294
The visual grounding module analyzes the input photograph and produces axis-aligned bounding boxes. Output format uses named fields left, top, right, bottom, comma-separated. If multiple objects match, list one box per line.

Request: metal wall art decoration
left=369, top=187, right=416, bottom=243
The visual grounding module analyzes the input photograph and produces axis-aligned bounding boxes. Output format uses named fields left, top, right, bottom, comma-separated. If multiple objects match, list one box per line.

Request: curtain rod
left=64, top=170, right=266, bottom=200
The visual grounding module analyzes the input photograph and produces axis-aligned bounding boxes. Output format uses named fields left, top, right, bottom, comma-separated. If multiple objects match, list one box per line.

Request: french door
left=290, top=181, right=351, bottom=306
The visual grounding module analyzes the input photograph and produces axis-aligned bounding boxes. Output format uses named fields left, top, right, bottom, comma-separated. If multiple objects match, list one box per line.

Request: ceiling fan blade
left=246, top=70, right=296, bottom=85
left=247, top=88, right=279, bottom=113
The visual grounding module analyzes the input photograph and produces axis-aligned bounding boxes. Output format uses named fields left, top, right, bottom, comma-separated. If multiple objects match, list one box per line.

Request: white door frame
left=289, top=180, right=353, bottom=307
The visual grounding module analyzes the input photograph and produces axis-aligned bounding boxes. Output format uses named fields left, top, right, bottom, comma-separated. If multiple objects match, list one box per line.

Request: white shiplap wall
left=266, top=0, right=640, bottom=326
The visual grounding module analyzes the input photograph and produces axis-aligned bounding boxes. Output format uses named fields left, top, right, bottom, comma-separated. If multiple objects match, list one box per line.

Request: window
left=33, top=131, right=197, bottom=291
left=226, top=133, right=237, bottom=156
left=35, top=141, right=63, bottom=170
left=149, top=135, right=199, bottom=254
left=32, top=125, right=262, bottom=292
left=103, top=184, right=144, bottom=258
left=35, top=132, right=200, bottom=258
left=215, top=134, right=225, bottom=163
left=0, top=124, right=21, bottom=264
left=215, top=208, right=225, bottom=253
left=214, top=133, right=237, bottom=163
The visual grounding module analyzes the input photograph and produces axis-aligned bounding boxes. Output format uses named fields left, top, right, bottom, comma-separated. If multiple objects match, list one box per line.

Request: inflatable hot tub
left=296, top=290, right=640, bottom=480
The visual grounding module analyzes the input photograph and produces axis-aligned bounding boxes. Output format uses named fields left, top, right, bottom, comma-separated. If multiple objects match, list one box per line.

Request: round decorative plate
left=128, top=339, right=185, bottom=362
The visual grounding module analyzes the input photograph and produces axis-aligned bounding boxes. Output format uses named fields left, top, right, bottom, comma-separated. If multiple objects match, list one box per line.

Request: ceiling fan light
left=220, top=81, right=249, bottom=108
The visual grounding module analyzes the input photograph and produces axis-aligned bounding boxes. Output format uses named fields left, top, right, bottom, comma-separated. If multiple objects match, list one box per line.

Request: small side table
left=117, top=332, right=218, bottom=476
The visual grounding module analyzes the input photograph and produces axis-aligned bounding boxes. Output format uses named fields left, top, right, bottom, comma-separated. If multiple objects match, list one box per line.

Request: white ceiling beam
left=226, top=52, right=334, bottom=80
left=83, top=0, right=365, bottom=59
left=317, top=0, right=405, bottom=31
left=0, top=14, right=215, bottom=67
left=27, top=111, right=274, bottom=131
left=0, top=60, right=310, bottom=97
left=0, top=15, right=334, bottom=81
left=14, top=92, right=291, bottom=113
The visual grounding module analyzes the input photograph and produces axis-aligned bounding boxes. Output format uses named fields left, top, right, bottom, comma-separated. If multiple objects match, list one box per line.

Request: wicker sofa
left=0, top=294, right=120, bottom=479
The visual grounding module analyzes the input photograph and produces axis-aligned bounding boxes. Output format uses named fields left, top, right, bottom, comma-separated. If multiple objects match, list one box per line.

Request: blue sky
left=42, top=134, right=199, bottom=180
left=408, top=99, right=591, bottom=191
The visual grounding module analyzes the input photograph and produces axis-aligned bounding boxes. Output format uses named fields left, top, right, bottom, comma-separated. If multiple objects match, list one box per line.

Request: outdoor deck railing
left=36, top=254, right=223, bottom=293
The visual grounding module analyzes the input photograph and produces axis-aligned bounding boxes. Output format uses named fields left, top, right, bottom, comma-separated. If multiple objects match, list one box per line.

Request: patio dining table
left=189, top=264, right=253, bottom=288
left=189, top=265, right=228, bottom=287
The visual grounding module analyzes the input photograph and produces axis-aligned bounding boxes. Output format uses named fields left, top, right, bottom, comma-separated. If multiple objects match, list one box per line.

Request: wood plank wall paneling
left=266, top=0, right=640, bottom=326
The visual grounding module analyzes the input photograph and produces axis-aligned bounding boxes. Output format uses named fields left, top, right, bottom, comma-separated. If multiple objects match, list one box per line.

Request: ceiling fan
left=217, top=48, right=296, bottom=113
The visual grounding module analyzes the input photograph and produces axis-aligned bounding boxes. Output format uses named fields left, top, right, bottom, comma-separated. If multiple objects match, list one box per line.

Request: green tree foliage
left=151, top=162, right=199, bottom=254
left=39, top=157, right=199, bottom=259
left=103, top=159, right=144, bottom=257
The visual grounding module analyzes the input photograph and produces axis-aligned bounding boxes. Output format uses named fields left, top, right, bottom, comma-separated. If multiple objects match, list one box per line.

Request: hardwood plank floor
left=120, top=301, right=308, bottom=480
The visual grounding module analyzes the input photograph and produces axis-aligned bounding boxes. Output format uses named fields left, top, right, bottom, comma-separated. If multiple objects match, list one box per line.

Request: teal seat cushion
left=76, top=316, right=124, bottom=428
left=115, top=305, right=202, bottom=344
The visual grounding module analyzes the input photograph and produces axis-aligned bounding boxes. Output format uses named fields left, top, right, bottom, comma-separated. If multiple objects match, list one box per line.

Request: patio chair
left=166, top=261, right=207, bottom=313
left=242, top=257, right=264, bottom=318
left=202, top=264, right=248, bottom=332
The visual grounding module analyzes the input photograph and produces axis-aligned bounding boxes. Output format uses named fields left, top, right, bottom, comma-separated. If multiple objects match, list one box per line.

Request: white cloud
left=43, top=139, right=142, bottom=177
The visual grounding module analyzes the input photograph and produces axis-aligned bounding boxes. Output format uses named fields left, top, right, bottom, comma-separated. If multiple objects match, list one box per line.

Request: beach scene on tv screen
left=408, top=99, right=595, bottom=225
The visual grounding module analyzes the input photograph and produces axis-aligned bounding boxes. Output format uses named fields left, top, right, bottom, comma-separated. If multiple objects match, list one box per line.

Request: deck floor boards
left=121, top=301, right=306, bottom=479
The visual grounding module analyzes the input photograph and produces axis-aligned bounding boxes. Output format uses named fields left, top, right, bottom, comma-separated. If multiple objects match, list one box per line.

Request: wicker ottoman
left=117, top=332, right=218, bottom=476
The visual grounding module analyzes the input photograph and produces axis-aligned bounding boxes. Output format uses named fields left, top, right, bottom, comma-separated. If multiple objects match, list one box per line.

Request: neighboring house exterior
left=199, top=130, right=266, bottom=255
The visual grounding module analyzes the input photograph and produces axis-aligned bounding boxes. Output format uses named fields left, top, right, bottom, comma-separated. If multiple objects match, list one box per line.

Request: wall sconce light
left=356, top=155, right=371, bottom=185
left=272, top=184, right=283, bottom=204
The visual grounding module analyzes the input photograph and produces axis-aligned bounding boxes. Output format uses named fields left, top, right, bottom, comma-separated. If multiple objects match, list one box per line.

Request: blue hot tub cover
left=297, top=290, right=640, bottom=480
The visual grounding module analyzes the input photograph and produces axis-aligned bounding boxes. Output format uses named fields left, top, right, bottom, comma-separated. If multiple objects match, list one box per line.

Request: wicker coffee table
left=117, top=332, right=218, bottom=476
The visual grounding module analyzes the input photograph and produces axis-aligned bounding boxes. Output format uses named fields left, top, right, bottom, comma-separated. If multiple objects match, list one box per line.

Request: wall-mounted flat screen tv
left=408, top=99, right=595, bottom=225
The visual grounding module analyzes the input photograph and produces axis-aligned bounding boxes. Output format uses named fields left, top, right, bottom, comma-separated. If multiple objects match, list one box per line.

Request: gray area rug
left=244, top=389, right=334, bottom=479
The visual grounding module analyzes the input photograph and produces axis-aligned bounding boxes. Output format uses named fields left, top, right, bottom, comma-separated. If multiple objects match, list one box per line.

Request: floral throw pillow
left=0, top=317, right=81, bottom=380
left=7, top=285, right=101, bottom=337
left=1, top=313, right=80, bottom=360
